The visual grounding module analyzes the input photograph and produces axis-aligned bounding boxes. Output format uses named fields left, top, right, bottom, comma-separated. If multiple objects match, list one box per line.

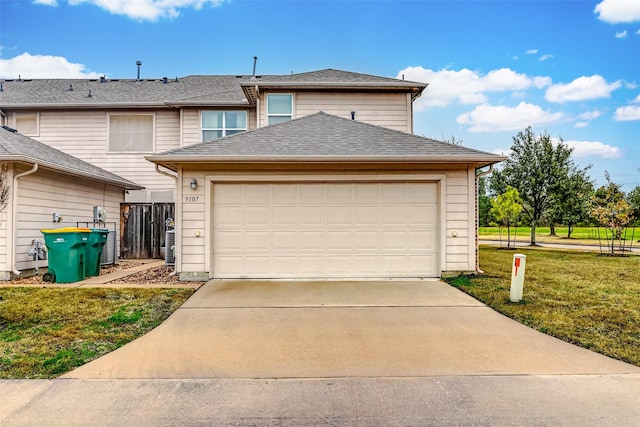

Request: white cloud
left=539, top=54, right=554, bottom=61
left=633, top=94, right=640, bottom=103
left=574, top=121, right=589, bottom=128
left=564, top=140, right=622, bottom=159
left=614, top=105, right=640, bottom=121
left=38, top=0, right=224, bottom=21
left=399, top=66, right=551, bottom=110
left=456, top=102, right=565, bottom=132
left=0, top=52, right=102, bottom=78
left=526, top=49, right=538, bottom=55
left=578, top=110, right=603, bottom=120
left=595, top=0, right=640, bottom=24
left=616, top=30, right=628, bottom=38
left=545, top=75, right=621, bottom=103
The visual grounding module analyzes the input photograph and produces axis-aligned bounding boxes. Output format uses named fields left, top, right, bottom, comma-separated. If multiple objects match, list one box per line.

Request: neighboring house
left=0, top=126, right=143, bottom=280
left=0, top=69, right=427, bottom=259
left=0, top=68, right=504, bottom=279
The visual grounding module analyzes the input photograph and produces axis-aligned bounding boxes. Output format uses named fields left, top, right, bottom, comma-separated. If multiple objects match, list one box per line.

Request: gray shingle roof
left=146, top=112, right=504, bottom=168
left=0, top=127, right=143, bottom=189
left=0, top=69, right=426, bottom=108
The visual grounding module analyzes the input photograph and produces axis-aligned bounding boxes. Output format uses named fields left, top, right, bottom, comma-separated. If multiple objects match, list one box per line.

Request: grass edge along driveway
left=447, top=246, right=640, bottom=367
left=0, top=287, right=194, bottom=379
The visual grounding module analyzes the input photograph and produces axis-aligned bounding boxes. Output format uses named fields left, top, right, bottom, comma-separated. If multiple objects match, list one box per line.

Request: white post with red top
left=510, top=254, right=527, bottom=302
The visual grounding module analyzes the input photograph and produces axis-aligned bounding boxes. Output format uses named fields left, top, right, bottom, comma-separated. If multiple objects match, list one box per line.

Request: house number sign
left=184, top=196, right=199, bottom=203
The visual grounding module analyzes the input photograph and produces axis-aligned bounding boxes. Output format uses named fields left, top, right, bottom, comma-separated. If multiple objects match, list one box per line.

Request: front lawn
left=447, top=246, right=640, bottom=366
left=0, top=287, right=194, bottom=378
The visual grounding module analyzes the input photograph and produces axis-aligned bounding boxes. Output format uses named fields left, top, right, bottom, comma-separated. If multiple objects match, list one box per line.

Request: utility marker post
left=510, top=254, right=527, bottom=302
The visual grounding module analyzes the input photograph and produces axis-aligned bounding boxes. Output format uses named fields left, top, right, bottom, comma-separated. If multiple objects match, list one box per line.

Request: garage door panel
left=300, top=231, right=326, bottom=250
left=272, top=231, right=297, bottom=250
left=245, top=231, right=270, bottom=251
left=354, top=206, right=379, bottom=225
left=272, top=206, right=297, bottom=225
left=213, top=182, right=439, bottom=278
left=215, top=206, right=244, bottom=227
left=327, top=206, right=353, bottom=225
left=300, top=206, right=326, bottom=225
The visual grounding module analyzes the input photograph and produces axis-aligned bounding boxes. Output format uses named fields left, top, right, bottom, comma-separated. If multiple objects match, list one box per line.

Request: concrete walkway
left=2, top=280, right=640, bottom=425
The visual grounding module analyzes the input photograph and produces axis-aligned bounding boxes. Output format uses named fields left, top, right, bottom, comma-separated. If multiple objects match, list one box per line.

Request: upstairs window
left=15, top=112, right=39, bottom=136
left=267, top=94, right=293, bottom=124
left=201, top=111, right=247, bottom=141
left=108, top=114, right=154, bottom=152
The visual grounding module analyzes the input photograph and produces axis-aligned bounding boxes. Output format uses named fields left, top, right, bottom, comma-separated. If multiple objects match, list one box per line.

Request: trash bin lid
left=41, top=227, right=92, bottom=233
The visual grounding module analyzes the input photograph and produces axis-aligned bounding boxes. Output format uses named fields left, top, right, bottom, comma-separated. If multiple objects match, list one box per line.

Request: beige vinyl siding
left=181, top=108, right=256, bottom=147
left=176, top=167, right=476, bottom=277
left=11, top=166, right=124, bottom=273
left=257, top=92, right=411, bottom=133
left=25, top=110, right=179, bottom=192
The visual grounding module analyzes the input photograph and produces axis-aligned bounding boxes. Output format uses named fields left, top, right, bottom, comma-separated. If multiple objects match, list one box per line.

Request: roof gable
left=147, top=112, right=504, bottom=167
left=0, top=127, right=143, bottom=189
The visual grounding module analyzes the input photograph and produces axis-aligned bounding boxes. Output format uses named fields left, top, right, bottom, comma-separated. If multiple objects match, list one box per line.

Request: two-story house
left=0, top=68, right=503, bottom=280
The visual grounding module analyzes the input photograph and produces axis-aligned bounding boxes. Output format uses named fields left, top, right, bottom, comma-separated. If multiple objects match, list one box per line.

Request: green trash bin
left=40, top=227, right=91, bottom=283
left=85, top=228, right=109, bottom=277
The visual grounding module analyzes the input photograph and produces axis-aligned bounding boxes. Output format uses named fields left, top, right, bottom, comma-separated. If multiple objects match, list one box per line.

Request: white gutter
left=11, top=163, right=38, bottom=275
left=155, top=164, right=178, bottom=182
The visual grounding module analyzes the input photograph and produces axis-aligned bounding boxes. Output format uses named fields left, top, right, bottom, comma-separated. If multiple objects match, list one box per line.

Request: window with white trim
left=108, top=114, right=154, bottom=152
left=201, top=111, right=247, bottom=141
left=267, top=94, right=293, bottom=124
left=15, top=112, right=39, bottom=136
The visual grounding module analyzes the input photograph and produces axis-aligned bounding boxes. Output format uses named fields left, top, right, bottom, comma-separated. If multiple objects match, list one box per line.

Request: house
left=0, top=68, right=504, bottom=279
left=0, top=126, right=143, bottom=280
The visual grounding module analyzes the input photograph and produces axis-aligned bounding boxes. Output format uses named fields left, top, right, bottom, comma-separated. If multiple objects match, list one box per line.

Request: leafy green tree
left=477, top=176, right=492, bottom=227
left=628, top=185, right=640, bottom=224
left=490, top=186, right=523, bottom=248
left=546, top=166, right=594, bottom=238
left=590, top=172, right=635, bottom=254
left=490, top=126, right=585, bottom=246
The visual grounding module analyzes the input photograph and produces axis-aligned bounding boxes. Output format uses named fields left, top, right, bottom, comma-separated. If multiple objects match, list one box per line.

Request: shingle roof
left=146, top=112, right=504, bottom=169
left=0, top=69, right=426, bottom=108
left=0, top=127, right=144, bottom=189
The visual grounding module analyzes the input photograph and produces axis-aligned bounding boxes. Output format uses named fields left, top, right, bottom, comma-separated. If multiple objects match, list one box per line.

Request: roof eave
left=146, top=155, right=505, bottom=171
left=0, top=155, right=145, bottom=190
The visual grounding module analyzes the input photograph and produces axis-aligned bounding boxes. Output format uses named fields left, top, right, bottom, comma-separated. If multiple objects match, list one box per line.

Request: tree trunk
left=567, top=224, right=573, bottom=238
left=549, top=223, right=557, bottom=236
left=530, top=221, right=537, bottom=246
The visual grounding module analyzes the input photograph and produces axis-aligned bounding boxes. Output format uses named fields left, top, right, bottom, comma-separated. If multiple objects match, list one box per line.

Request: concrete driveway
left=63, top=279, right=638, bottom=379
left=3, top=279, right=640, bottom=426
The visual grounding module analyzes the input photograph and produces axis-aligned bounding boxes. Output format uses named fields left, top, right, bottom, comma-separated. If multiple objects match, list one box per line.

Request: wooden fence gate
left=120, top=203, right=175, bottom=259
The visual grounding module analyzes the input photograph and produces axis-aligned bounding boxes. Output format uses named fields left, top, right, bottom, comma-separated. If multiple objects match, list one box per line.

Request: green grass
left=446, top=246, right=640, bottom=366
left=479, top=225, right=639, bottom=241
left=0, top=288, right=194, bottom=378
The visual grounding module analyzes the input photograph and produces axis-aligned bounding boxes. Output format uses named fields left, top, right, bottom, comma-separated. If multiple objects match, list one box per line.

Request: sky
left=1, top=0, right=639, bottom=190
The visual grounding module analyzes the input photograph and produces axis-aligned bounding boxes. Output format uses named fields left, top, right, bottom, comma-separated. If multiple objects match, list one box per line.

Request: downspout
left=11, top=163, right=39, bottom=275
left=0, top=109, right=7, bottom=126
left=474, top=165, right=494, bottom=274
left=155, top=165, right=178, bottom=275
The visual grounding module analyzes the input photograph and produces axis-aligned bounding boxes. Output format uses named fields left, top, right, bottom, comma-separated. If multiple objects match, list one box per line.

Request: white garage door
left=212, top=182, right=439, bottom=278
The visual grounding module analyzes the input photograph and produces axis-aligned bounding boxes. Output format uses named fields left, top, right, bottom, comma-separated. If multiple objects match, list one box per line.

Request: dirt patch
left=107, top=265, right=206, bottom=285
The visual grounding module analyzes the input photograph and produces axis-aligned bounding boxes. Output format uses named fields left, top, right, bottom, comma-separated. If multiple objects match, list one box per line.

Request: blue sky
left=1, top=0, right=639, bottom=190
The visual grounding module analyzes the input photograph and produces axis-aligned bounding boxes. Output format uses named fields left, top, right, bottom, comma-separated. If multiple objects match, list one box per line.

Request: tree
left=0, top=163, right=9, bottom=221
left=477, top=176, right=492, bottom=227
left=628, top=185, right=640, bottom=224
left=545, top=166, right=594, bottom=238
left=490, top=186, right=523, bottom=248
left=590, top=172, right=635, bottom=254
left=490, top=126, right=585, bottom=246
